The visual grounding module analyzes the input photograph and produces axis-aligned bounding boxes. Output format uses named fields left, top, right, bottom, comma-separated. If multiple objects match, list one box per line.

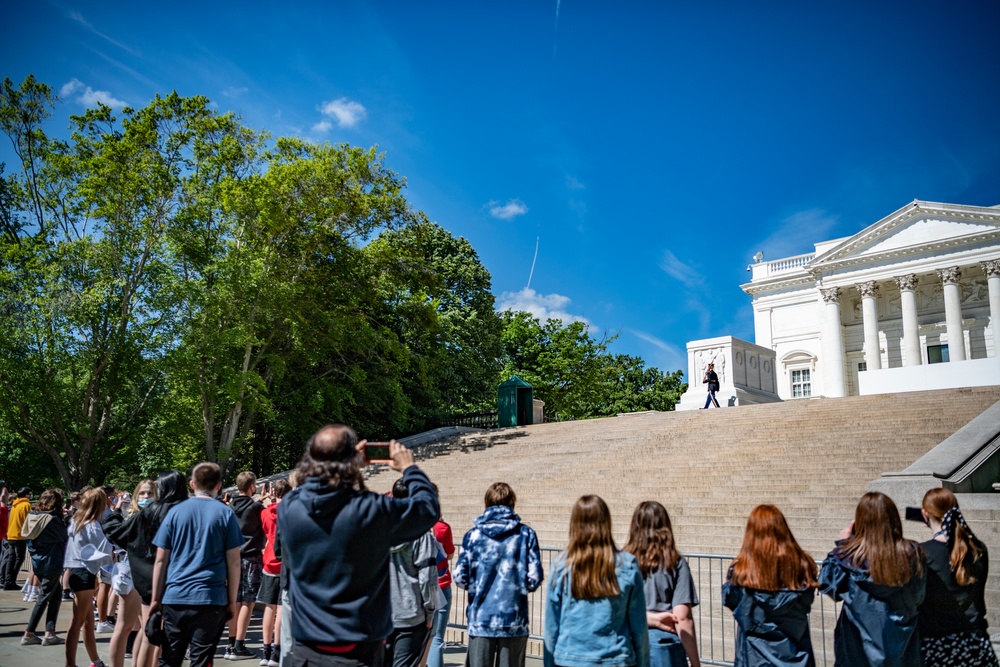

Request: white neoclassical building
left=739, top=200, right=1000, bottom=400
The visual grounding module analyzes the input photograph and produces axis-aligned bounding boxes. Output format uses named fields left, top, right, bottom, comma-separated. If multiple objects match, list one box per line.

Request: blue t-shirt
left=153, top=497, right=243, bottom=606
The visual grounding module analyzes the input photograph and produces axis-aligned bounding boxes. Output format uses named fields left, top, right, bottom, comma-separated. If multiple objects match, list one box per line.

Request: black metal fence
left=448, top=548, right=841, bottom=667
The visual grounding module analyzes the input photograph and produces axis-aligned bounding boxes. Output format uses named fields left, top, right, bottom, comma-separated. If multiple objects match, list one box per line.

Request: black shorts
left=68, top=567, right=97, bottom=592
left=237, top=557, right=263, bottom=603
left=257, top=573, right=281, bottom=605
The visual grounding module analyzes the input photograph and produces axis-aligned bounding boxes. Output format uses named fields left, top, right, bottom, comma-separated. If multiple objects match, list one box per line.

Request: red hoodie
left=261, top=501, right=281, bottom=575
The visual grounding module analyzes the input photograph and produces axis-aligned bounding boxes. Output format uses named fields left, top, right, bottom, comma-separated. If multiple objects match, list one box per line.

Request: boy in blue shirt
left=151, top=462, right=243, bottom=667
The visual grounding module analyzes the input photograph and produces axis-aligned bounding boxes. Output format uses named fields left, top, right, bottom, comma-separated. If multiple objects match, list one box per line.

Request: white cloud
left=751, top=209, right=839, bottom=261
left=59, top=78, right=126, bottom=109
left=319, top=98, right=367, bottom=128
left=488, top=199, right=529, bottom=220
left=497, top=287, right=589, bottom=325
left=565, top=175, right=585, bottom=190
left=659, top=250, right=703, bottom=288
left=311, top=120, right=333, bottom=134
left=222, top=86, right=249, bottom=98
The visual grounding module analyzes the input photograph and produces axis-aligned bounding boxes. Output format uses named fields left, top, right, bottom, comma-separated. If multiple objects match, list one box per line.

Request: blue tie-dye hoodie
left=453, top=505, right=544, bottom=637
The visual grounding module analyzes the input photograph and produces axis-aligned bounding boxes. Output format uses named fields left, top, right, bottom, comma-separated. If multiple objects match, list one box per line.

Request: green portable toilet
left=497, top=376, right=534, bottom=427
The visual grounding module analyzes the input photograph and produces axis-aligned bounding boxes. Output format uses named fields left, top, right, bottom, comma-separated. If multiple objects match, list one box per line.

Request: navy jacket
left=819, top=547, right=926, bottom=667
left=277, top=466, right=439, bottom=644
left=723, top=580, right=816, bottom=667
left=24, top=510, right=67, bottom=578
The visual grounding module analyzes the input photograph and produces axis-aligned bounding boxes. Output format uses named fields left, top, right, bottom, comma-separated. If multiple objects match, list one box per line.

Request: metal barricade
left=448, top=548, right=840, bottom=667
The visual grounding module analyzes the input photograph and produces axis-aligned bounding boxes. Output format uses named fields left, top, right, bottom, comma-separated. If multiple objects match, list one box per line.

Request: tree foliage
left=0, top=76, right=223, bottom=488
left=499, top=312, right=686, bottom=420
left=0, top=75, right=679, bottom=489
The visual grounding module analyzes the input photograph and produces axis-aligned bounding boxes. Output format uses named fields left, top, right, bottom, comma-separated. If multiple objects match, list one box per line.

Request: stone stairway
left=368, top=386, right=1000, bottom=641
left=369, top=386, right=1000, bottom=558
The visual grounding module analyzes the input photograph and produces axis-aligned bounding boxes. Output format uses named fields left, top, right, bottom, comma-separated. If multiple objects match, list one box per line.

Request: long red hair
left=730, top=504, right=818, bottom=591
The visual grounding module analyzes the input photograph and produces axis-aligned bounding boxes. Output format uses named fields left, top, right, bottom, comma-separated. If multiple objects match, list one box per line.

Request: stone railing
left=767, top=253, right=815, bottom=274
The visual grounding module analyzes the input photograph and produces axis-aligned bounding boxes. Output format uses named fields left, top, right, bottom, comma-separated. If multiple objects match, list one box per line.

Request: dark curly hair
left=297, top=424, right=366, bottom=490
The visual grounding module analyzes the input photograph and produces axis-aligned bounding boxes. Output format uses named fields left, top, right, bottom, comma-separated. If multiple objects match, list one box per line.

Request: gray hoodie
left=389, top=530, right=440, bottom=628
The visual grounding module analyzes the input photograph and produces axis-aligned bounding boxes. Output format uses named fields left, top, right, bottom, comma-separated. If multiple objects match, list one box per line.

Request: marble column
left=983, top=260, right=1000, bottom=358
left=895, top=274, right=921, bottom=366
left=819, top=286, right=846, bottom=397
left=856, top=281, right=882, bottom=370
left=937, top=266, right=966, bottom=362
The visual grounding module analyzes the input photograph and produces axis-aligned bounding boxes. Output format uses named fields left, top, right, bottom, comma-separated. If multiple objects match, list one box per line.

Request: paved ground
left=0, top=587, right=544, bottom=667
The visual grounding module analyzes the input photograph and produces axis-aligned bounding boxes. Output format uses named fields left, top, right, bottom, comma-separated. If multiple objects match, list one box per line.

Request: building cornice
left=740, top=274, right=814, bottom=296
left=807, top=200, right=1000, bottom=274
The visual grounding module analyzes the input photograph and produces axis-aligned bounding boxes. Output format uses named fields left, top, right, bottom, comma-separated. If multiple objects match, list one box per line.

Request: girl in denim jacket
left=544, top=496, right=649, bottom=667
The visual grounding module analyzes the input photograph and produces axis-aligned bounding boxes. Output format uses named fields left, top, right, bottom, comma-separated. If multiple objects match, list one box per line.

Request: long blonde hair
left=72, top=487, right=108, bottom=534
left=565, top=495, right=620, bottom=600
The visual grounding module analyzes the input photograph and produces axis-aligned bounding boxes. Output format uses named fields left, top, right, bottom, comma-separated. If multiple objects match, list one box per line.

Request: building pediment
left=808, top=201, right=1000, bottom=272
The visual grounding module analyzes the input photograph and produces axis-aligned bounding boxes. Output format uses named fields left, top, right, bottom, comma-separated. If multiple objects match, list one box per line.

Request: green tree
left=598, top=354, right=686, bottom=414
left=499, top=311, right=613, bottom=420
left=0, top=76, right=245, bottom=488
left=499, top=312, right=686, bottom=420
left=165, top=138, right=420, bottom=473
left=370, top=221, right=503, bottom=423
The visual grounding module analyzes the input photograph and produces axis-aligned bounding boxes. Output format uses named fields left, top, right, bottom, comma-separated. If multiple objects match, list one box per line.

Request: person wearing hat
left=0, top=487, right=32, bottom=590
left=701, top=363, right=721, bottom=409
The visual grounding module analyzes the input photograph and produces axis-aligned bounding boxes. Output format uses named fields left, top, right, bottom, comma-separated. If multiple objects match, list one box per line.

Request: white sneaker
left=95, top=621, right=116, bottom=633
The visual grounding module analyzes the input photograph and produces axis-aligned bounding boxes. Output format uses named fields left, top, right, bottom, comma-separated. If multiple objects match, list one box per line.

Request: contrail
left=526, top=236, right=540, bottom=289
left=554, top=0, right=561, bottom=59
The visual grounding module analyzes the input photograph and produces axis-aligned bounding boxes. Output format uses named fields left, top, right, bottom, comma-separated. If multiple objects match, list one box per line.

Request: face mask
left=137, top=498, right=152, bottom=509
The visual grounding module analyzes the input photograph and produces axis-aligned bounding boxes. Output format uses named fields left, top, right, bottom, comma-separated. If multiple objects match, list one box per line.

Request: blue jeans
left=648, top=628, right=688, bottom=667
left=427, top=585, right=451, bottom=667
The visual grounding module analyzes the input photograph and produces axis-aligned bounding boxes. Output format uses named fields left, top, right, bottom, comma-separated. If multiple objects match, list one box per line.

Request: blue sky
left=4, top=0, right=1000, bottom=377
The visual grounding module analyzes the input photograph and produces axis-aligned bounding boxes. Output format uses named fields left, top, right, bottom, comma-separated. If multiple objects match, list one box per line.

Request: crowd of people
left=0, top=426, right=996, bottom=667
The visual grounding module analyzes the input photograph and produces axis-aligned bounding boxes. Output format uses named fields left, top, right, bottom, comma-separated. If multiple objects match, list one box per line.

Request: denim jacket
left=544, top=551, right=650, bottom=667
left=453, top=505, right=544, bottom=637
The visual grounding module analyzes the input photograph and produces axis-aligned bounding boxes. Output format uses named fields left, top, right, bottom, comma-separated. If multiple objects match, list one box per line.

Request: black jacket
left=723, top=580, right=816, bottom=667
left=103, top=509, right=155, bottom=599
left=24, top=510, right=68, bottom=577
left=277, top=466, right=439, bottom=644
left=703, top=370, right=720, bottom=392
left=230, top=495, right=265, bottom=559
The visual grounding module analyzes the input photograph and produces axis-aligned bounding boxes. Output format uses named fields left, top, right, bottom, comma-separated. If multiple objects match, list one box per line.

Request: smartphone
left=904, top=506, right=925, bottom=523
left=364, top=442, right=392, bottom=463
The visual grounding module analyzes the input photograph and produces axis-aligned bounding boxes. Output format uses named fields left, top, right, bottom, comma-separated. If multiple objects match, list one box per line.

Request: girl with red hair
left=723, top=504, right=818, bottom=666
